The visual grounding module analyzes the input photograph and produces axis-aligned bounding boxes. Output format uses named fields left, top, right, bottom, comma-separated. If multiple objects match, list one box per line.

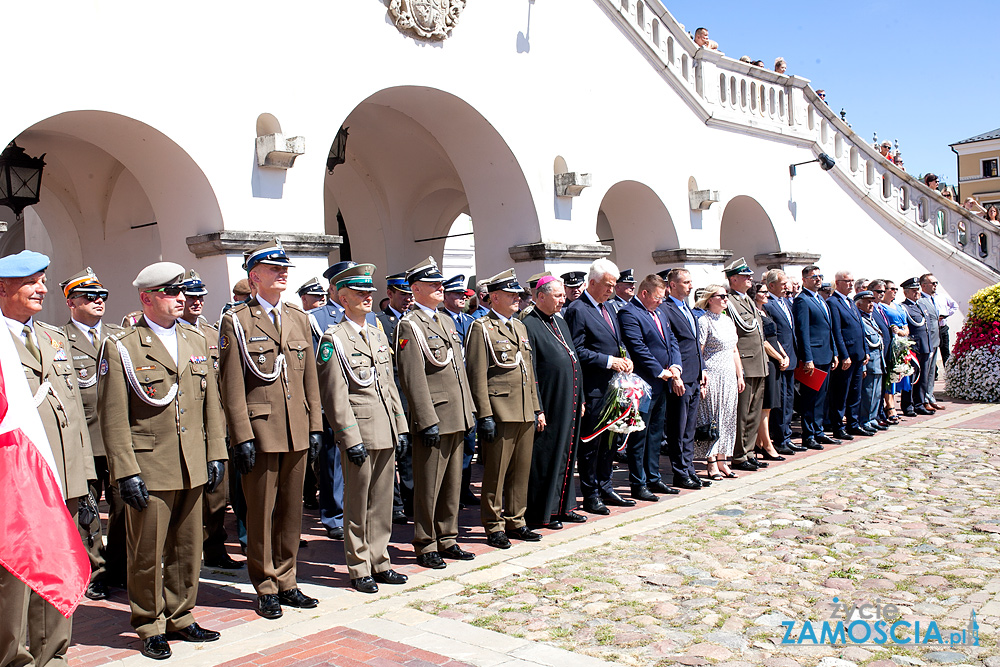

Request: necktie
left=600, top=302, right=615, bottom=331
left=271, top=310, right=281, bottom=339
left=650, top=310, right=665, bottom=339
left=23, top=325, right=40, bottom=364
left=359, top=326, right=367, bottom=344
left=88, top=327, right=99, bottom=345
left=680, top=301, right=696, bottom=333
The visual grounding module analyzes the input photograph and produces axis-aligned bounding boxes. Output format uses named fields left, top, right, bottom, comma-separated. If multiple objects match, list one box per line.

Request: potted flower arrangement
left=944, top=283, right=1000, bottom=402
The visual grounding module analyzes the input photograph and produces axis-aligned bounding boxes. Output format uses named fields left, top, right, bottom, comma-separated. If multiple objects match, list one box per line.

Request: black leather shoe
left=802, top=439, right=824, bottom=450
left=373, top=569, right=408, bottom=585
left=168, top=623, right=220, bottom=642
left=814, top=434, right=841, bottom=445
left=847, top=427, right=875, bottom=437
left=543, top=520, right=563, bottom=530
left=559, top=511, right=588, bottom=523
left=506, top=526, right=542, bottom=542
left=750, top=458, right=769, bottom=468
left=902, top=409, right=918, bottom=417
left=731, top=459, right=759, bottom=471
left=326, top=526, right=345, bottom=540
left=697, top=476, right=712, bottom=487
left=832, top=429, right=854, bottom=441
left=601, top=490, right=636, bottom=507
left=440, top=545, right=476, bottom=561
left=391, top=510, right=408, bottom=525
left=351, top=576, right=378, bottom=594
left=85, top=580, right=109, bottom=600
left=582, top=497, right=610, bottom=515
left=141, top=634, right=171, bottom=660
left=647, top=481, right=679, bottom=495
left=673, top=476, right=700, bottom=489
left=775, top=446, right=796, bottom=456
left=630, top=485, right=659, bottom=501
left=870, top=422, right=888, bottom=431
left=914, top=407, right=934, bottom=416
left=303, top=497, right=320, bottom=510
left=486, top=531, right=512, bottom=549
left=788, top=443, right=807, bottom=452
left=256, top=594, right=282, bottom=619
left=460, top=491, right=479, bottom=506
left=416, top=551, right=448, bottom=568
left=204, top=552, right=244, bottom=569
left=278, top=588, right=318, bottom=609
left=758, top=451, right=786, bottom=461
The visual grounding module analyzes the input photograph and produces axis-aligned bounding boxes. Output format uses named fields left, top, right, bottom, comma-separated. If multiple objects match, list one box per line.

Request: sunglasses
left=872, top=290, right=886, bottom=294
left=75, top=291, right=109, bottom=302
left=924, top=281, right=939, bottom=286
left=145, top=286, right=184, bottom=297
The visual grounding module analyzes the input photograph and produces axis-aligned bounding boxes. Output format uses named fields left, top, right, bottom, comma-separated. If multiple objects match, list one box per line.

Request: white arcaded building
left=3, top=0, right=996, bottom=328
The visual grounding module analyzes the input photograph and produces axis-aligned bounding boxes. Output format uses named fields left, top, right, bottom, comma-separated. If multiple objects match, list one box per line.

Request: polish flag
left=0, top=326, right=89, bottom=618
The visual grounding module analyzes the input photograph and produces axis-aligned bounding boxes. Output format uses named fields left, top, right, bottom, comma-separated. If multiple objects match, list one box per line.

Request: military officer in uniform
left=316, top=264, right=410, bottom=593
left=396, top=257, right=476, bottom=569
left=465, top=269, right=543, bottom=549
left=442, top=275, right=478, bottom=507
left=0, top=250, right=94, bottom=667
left=610, top=268, right=636, bottom=311
left=560, top=271, right=586, bottom=303
left=60, top=267, right=126, bottom=600
left=376, top=272, right=415, bottom=524
left=297, top=277, right=327, bottom=311
left=218, top=240, right=323, bottom=620
left=179, top=270, right=242, bottom=570
left=97, top=262, right=227, bottom=660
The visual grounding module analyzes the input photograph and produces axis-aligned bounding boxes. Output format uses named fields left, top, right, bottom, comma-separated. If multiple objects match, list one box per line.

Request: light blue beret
left=0, top=250, right=50, bottom=278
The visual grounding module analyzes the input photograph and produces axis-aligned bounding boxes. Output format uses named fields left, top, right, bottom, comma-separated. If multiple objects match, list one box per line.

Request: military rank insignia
left=220, top=334, right=230, bottom=350
left=318, top=341, right=333, bottom=363
left=99, top=359, right=109, bottom=376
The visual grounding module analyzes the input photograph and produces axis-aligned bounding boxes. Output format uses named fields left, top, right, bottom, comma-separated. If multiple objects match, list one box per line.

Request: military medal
left=297, top=350, right=304, bottom=360
left=258, top=354, right=266, bottom=364
left=359, top=369, right=369, bottom=380
left=201, top=378, right=207, bottom=390
left=501, top=351, right=508, bottom=362
left=144, top=385, right=156, bottom=398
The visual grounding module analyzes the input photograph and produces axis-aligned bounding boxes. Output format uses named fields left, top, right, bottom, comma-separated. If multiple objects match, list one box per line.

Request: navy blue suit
left=658, top=297, right=703, bottom=481
left=564, top=293, right=628, bottom=500
left=764, top=296, right=797, bottom=446
left=619, top=298, right=681, bottom=488
left=827, top=291, right=866, bottom=430
left=792, top=291, right=835, bottom=441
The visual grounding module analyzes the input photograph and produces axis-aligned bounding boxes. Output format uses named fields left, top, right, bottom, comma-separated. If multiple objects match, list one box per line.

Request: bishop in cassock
left=522, top=276, right=586, bottom=529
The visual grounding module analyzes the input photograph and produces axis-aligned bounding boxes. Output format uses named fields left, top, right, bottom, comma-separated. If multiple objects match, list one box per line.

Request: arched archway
left=596, top=181, right=678, bottom=277
left=4, top=111, right=224, bottom=322
left=719, top=195, right=779, bottom=271
left=323, top=86, right=538, bottom=283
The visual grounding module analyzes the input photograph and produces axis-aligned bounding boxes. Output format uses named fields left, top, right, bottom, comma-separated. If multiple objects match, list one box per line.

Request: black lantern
left=789, top=152, right=835, bottom=178
left=0, top=141, right=46, bottom=217
left=326, top=126, right=349, bottom=174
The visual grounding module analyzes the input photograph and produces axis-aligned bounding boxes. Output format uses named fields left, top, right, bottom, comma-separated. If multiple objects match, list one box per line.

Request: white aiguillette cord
left=402, top=315, right=454, bottom=368
left=229, top=311, right=286, bottom=382
left=116, top=340, right=178, bottom=407
left=330, top=332, right=375, bottom=388
left=481, top=320, right=522, bottom=369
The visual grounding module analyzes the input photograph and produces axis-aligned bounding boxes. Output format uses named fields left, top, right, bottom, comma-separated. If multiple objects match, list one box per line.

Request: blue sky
left=662, top=0, right=999, bottom=185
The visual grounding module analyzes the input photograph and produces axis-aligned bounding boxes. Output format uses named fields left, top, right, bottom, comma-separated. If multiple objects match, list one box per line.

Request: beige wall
left=956, top=147, right=1000, bottom=203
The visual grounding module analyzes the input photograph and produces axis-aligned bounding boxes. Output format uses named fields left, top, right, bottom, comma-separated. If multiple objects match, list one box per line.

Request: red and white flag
left=0, top=327, right=89, bottom=617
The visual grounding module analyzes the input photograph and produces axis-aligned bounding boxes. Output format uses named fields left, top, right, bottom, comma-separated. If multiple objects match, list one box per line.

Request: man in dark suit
left=918, top=274, right=942, bottom=411
left=792, top=265, right=840, bottom=450
left=762, top=270, right=802, bottom=455
left=900, top=277, right=935, bottom=416
left=827, top=270, right=873, bottom=439
left=563, top=259, right=635, bottom=515
left=657, top=268, right=709, bottom=487
left=867, top=280, right=894, bottom=429
left=619, top=274, right=684, bottom=500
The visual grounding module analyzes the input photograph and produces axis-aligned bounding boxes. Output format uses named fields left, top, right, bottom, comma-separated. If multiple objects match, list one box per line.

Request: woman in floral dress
left=693, top=285, right=745, bottom=479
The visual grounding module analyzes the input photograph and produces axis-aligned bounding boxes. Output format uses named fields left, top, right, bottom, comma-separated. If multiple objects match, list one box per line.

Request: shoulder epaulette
left=36, top=321, right=62, bottom=333
left=179, top=321, right=205, bottom=337
left=284, top=301, right=305, bottom=314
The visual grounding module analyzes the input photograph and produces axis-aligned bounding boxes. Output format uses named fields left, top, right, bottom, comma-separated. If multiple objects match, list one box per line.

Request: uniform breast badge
left=99, top=359, right=109, bottom=376
left=258, top=354, right=267, bottom=365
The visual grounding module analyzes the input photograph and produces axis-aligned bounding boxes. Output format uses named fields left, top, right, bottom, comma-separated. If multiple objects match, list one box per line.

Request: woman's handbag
left=695, top=419, right=719, bottom=442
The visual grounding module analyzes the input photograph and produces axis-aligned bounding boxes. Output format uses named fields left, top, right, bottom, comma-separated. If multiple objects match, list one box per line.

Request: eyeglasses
left=887, top=287, right=898, bottom=291
left=145, top=286, right=184, bottom=297
left=711, top=294, right=728, bottom=300
left=75, top=291, right=109, bottom=302
left=924, top=281, right=939, bottom=286
left=872, top=289, right=886, bottom=294
left=835, top=279, right=851, bottom=283
left=807, top=274, right=823, bottom=280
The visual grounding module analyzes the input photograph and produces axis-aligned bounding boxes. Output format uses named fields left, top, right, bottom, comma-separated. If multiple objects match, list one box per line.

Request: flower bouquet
left=886, top=337, right=917, bottom=386
left=946, top=283, right=1000, bottom=402
left=581, top=370, right=651, bottom=449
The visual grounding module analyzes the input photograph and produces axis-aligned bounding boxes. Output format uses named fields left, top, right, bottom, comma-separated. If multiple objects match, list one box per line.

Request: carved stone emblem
left=388, top=0, right=465, bottom=40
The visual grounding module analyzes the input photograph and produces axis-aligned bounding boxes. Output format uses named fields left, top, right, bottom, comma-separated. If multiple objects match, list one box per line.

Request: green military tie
left=23, top=325, right=40, bottom=364
left=272, top=310, right=281, bottom=339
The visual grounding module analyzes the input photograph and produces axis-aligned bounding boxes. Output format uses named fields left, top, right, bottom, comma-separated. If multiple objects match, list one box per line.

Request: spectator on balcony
left=751, top=60, right=765, bottom=68
left=942, top=187, right=955, bottom=201
left=693, top=28, right=720, bottom=52
left=878, top=141, right=895, bottom=164
left=985, top=205, right=1000, bottom=225
left=964, top=197, right=987, bottom=216
left=774, top=57, right=787, bottom=74
left=923, top=173, right=939, bottom=190
left=816, top=89, right=827, bottom=104
left=739, top=55, right=752, bottom=64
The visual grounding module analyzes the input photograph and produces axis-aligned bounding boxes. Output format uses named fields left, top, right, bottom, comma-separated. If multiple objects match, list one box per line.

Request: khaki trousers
left=125, top=488, right=202, bottom=639
left=733, top=376, right=765, bottom=463
left=0, top=566, right=33, bottom=667
left=341, top=447, right=395, bottom=579
left=480, top=421, right=533, bottom=533
left=202, top=465, right=229, bottom=560
left=241, top=450, right=306, bottom=595
left=411, top=432, right=463, bottom=554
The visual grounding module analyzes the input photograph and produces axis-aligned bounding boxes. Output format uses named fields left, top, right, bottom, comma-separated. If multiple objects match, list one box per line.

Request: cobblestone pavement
left=410, top=419, right=1000, bottom=667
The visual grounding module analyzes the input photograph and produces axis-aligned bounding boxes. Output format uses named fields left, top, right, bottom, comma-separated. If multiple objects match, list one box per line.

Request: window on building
left=983, top=158, right=999, bottom=179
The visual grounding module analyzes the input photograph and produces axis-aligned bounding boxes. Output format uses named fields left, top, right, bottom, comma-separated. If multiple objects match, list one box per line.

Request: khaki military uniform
left=98, top=318, right=227, bottom=639
left=64, top=320, right=126, bottom=585
left=317, top=320, right=407, bottom=578
left=465, top=312, right=540, bottom=533
left=395, top=306, right=475, bottom=555
left=218, top=298, right=322, bottom=595
left=727, top=291, right=767, bottom=464
left=5, top=320, right=94, bottom=666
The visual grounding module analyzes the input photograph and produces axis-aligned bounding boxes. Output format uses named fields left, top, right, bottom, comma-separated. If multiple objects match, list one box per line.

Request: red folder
left=794, top=363, right=828, bottom=391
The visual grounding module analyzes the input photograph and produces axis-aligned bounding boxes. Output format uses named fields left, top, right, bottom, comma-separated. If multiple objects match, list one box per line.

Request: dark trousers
left=664, top=381, right=700, bottom=480
left=769, top=369, right=795, bottom=446
left=90, top=455, right=126, bottom=585
left=628, top=390, right=667, bottom=487
left=392, top=447, right=414, bottom=517
left=578, top=397, right=614, bottom=500
left=828, top=359, right=863, bottom=429
left=938, top=325, right=950, bottom=366
left=799, top=363, right=831, bottom=440
left=902, top=351, right=931, bottom=408
left=318, top=424, right=344, bottom=531
left=460, top=426, right=476, bottom=497
left=734, top=376, right=765, bottom=463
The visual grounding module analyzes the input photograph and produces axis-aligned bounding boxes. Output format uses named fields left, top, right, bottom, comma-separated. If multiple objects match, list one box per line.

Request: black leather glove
left=206, top=460, right=225, bottom=493
left=396, top=433, right=411, bottom=458
left=118, top=475, right=149, bottom=512
left=78, top=492, right=98, bottom=528
left=345, top=443, right=368, bottom=466
left=308, top=432, right=323, bottom=464
left=420, top=424, right=440, bottom=447
left=478, top=416, right=497, bottom=443
left=234, top=440, right=256, bottom=475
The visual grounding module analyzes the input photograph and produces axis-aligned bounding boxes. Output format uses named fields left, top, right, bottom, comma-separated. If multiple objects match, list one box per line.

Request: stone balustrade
left=606, top=0, right=1000, bottom=280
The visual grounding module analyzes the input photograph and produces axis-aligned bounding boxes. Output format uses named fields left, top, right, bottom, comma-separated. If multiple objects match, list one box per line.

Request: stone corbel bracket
left=754, top=251, right=821, bottom=270
left=186, top=231, right=342, bottom=259
left=689, top=189, right=720, bottom=210
left=652, top=248, right=733, bottom=265
left=255, top=133, right=306, bottom=169
left=554, top=172, right=592, bottom=198
left=509, top=242, right=612, bottom=262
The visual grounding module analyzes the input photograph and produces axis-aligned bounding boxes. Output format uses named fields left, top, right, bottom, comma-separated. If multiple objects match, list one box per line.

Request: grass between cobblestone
left=409, top=432, right=1000, bottom=667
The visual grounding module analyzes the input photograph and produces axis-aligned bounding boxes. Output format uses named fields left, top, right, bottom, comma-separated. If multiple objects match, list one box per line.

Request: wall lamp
left=789, top=153, right=835, bottom=178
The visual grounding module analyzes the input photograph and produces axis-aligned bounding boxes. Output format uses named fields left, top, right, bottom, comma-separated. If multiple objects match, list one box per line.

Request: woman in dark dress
left=521, top=277, right=585, bottom=529
left=751, top=283, right=790, bottom=461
